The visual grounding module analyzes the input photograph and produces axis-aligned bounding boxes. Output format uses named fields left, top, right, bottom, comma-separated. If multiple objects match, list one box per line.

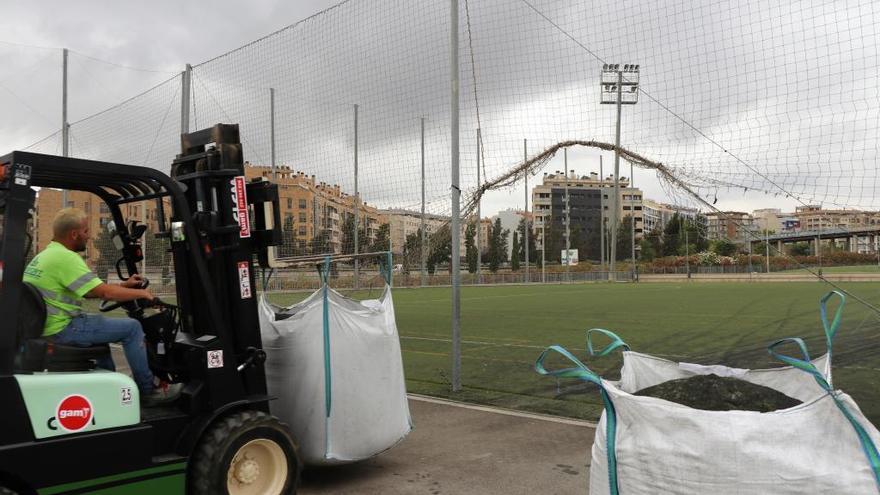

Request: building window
left=287, top=198, right=293, bottom=209
left=299, top=212, right=307, bottom=223
left=634, top=206, right=642, bottom=210
left=623, top=206, right=631, bottom=210
left=100, top=204, right=109, bottom=214
left=298, top=226, right=307, bottom=236
left=299, top=199, right=307, bottom=209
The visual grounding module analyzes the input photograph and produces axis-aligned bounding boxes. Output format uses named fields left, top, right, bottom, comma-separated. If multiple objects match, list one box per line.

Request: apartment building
left=704, top=211, right=755, bottom=241
left=245, top=164, right=386, bottom=254
left=531, top=170, right=644, bottom=252
left=380, top=208, right=449, bottom=255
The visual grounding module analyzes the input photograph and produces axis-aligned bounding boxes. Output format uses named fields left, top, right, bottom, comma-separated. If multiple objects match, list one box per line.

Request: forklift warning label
left=56, top=395, right=93, bottom=432
left=207, top=350, right=224, bottom=369
left=231, top=176, right=251, bottom=238
left=238, top=261, right=252, bottom=299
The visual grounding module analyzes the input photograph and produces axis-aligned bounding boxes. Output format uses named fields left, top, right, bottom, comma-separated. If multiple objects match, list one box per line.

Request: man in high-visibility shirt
left=24, top=207, right=181, bottom=406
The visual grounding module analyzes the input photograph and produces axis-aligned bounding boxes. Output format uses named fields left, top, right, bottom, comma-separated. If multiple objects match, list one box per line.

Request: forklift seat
left=16, top=282, right=111, bottom=372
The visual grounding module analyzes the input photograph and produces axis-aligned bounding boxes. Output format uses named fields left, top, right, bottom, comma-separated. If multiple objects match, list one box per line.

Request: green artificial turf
left=87, top=281, right=880, bottom=423
left=265, top=281, right=880, bottom=423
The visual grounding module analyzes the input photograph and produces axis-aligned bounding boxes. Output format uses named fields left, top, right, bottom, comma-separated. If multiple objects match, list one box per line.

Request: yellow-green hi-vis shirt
left=23, top=241, right=102, bottom=336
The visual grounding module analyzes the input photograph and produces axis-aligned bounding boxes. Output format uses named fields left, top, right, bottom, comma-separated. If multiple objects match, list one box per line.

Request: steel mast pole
left=450, top=0, right=462, bottom=393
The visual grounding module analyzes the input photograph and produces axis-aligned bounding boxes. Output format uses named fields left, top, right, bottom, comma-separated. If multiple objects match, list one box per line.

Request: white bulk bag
left=259, top=284, right=412, bottom=465
left=536, top=291, right=880, bottom=494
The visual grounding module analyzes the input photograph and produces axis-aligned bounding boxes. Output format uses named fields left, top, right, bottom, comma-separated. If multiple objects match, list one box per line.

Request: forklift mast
left=169, top=124, right=281, bottom=403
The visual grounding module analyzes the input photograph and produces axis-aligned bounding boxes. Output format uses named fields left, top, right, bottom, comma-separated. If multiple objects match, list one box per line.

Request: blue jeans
left=54, top=314, right=154, bottom=393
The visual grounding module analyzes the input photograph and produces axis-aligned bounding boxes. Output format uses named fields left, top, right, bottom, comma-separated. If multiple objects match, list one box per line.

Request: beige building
left=642, top=200, right=701, bottom=234
left=245, top=164, right=386, bottom=255
left=33, top=189, right=164, bottom=268
left=380, top=209, right=449, bottom=255
left=752, top=208, right=783, bottom=233
left=793, top=205, right=880, bottom=231
left=705, top=211, right=754, bottom=241
left=33, top=164, right=389, bottom=268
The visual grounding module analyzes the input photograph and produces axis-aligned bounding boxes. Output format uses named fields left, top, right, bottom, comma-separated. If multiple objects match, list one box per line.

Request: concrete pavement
left=300, top=396, right=594, bottom=495
left=111, top=346, right=595, bottom=494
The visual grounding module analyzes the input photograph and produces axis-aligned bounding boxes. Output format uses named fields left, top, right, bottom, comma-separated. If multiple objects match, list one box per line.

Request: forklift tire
left=189, top=410, right=301, bottom=495
left=0, top=487, right=18, bottom=495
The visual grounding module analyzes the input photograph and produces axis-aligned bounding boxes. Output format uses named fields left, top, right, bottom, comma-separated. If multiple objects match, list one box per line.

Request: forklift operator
left=23, top=207, right=181, bottom=406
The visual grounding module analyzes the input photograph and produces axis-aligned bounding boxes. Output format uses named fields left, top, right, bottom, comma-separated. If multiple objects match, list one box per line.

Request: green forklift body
left=15, top=371, right=140, bottom=439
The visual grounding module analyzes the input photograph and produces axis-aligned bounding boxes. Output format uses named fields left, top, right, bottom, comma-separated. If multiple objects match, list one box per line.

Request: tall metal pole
left=524, top=138, right=529, bottom=283
left=354, top=104, right=360, bottom=290
left=61, top=48, right=69, bottom=207
left=270, top=88, right=276, bottom=181
left=765, top=228, right=770, bottom=273
left=450, top=0, right=462, bottom=393
left=420, top=117, right=427, bottom=287
left=630, top=161, right=636, bottom=278
left=600, top=156, right=605, bottom=270
left=610, top=70, right=622, bottom=279
left=541, top=214, right=545, bottom=283
left=476, top=128, right=481, bottom=284
left=181, top=64, right=191, bottom=134
left=685, top=220, right=690, bottom=278
left=564, top=148, right=570, bottom=282
left=748, top=230, right=753, bottom=275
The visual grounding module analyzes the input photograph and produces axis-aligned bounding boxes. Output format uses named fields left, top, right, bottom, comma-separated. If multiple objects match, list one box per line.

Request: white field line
left=407, top=393, right=597, bottom=428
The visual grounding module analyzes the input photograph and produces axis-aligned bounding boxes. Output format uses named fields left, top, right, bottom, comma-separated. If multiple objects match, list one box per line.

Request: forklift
left=0, top=124, right=302, bottom=494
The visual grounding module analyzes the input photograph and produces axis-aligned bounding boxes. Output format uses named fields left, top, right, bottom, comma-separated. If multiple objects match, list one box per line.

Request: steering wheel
left=99, top=276, right=151, bottom=313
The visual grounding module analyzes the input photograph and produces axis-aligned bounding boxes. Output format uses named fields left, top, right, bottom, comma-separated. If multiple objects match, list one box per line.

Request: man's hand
left=121, top=274, right=145, bottom=289
left=141, top=288, right=156, bottom=302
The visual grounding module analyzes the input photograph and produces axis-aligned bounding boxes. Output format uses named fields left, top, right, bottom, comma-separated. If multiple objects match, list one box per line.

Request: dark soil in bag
left=633, top=374, right=803, bottom=412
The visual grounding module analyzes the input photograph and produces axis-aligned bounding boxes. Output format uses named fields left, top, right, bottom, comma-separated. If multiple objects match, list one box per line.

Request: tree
left=427, top=228, right=452, bottom=274
left=516, top=218, right=537, bottom=265
left=662, top=214, right=707, bottom=257
left=465, top=222, right=478, bottom=273
left=370, top=223, right=390, bottom=252
left=511, top=231, right=520, bottom=271
left=662, top=213, right=683, bottom=256
left=279, top=215, right=297, bottom=258
left=790, top=242, right=811, bottom=256
left=543, top=221, right=563, bottom=264
left=639, top=238, right=657, bottom=261
left=341, top=214, right=368, bottom=254
left=402, top=230, right=423, bottom=273
left=638, top=226, right=662, bottom=261
left=488, top=218, right=509, bottom=272
left=711, top=239, right=738, bottom=257
left=310, top=229, right=332, bottom=255
left=615, top=215, right=634, bottom=261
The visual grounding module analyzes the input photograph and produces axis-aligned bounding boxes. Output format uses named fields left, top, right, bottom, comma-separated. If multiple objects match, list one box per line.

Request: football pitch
left=267, top=281, right=880, bottom=423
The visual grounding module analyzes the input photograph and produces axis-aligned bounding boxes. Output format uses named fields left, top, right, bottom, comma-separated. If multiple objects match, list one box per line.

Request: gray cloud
left=3, top=0, right=878, bottom=217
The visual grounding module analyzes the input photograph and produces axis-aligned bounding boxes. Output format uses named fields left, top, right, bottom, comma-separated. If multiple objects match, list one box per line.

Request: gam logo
left=48, top=394, right=95, bottom=432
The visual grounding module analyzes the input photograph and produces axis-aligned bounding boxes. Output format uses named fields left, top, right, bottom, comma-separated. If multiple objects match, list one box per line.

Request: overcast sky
left=0, top=0, right=340, bottom=151
left=3, top=0, right=878, bottom=218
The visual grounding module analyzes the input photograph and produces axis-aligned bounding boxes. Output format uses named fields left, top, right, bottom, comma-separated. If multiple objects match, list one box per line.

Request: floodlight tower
left=601, top=63, right=639, bottom=279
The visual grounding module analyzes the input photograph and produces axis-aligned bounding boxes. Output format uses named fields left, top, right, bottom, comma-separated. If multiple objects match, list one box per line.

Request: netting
left=8, top=0, right=880, bottom=425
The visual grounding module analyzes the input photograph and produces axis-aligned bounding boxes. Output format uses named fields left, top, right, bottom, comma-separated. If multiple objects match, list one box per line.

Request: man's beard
left=74, top=238, right=88, bottom=252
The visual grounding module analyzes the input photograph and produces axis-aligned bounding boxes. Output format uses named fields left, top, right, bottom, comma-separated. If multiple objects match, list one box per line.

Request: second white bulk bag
left=259, top=283, right=412, bottom=465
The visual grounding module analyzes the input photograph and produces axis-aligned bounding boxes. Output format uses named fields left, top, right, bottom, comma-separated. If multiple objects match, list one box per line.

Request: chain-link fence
left=10, top=0, right=880, bottom=424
